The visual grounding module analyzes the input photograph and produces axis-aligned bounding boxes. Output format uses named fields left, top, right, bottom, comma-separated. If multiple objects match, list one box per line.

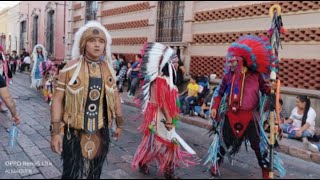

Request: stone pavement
left=0, top=72, right=319, bottom=179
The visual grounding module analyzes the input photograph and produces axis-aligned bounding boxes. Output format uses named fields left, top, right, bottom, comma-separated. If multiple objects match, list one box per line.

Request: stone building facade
left=65, top=1, right=320, bottom=124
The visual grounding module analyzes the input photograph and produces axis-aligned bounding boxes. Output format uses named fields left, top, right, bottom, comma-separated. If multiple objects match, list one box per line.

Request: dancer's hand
left=51, top=135, right=63, bottom=154
left=12, top=115, right=21, bottom=125
left=113, top=128, right=122, bottom=139
left=211, top=109, right=217, bottom=119
left=165, top=123, right=173, bottom=131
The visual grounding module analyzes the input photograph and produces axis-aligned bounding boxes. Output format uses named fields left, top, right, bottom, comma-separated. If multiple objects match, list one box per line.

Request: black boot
left=139, top=163, right=150, bottom=175
left=164, top=167, right=180, bottom=179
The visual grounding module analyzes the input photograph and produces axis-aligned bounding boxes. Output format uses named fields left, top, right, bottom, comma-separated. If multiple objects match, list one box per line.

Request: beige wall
left=109, top=28, right=150, bottom=38
left=111, top=45, right=143, bottom=54
left=0, top=9, right=8, bottom=50
left=101, top=10, right=151, bottom=25
left=6, top=4, right=20, bottom=53
left=192, top=12, right=320, bottom=34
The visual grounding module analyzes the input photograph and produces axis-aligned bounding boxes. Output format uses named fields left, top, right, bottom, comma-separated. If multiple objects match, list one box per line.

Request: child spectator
left=193, top=91, right=213, bottom=119
left=179, top=76, right=199, bottom=115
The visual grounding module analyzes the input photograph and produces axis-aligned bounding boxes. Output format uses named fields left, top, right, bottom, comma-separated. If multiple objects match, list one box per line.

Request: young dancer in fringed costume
left=50, top=21, right=124, bottom=179
left=40, top=60, right=55, bottom=104
left=131, top=42, right=198, bottom=179
left=204, top=35, right=286, bottom=179
left=30, top=44, right=48, bottom=90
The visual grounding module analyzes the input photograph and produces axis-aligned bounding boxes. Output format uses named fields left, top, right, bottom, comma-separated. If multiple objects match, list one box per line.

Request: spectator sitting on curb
left=280, top=95, right=316, bottom=145
left=264, top=98, right=288, bottom=132
left=193, top=90, right=213, bottom=119
left=179, top=76, right=199, bottom=115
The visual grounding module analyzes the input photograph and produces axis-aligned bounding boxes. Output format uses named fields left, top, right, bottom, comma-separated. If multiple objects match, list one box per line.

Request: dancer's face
left=228, top=60, right=238, bottom=72
left=85, top=37, right=105, bottom=61
left=37, top=47, right=42, bottom=53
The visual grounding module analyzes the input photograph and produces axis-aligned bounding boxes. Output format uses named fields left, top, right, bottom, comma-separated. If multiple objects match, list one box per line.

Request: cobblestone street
left=0, top=73, right=319, bottom=179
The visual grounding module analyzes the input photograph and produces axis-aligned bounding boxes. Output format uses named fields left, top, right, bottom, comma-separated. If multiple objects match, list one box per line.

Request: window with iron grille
left=32, top=15, right=38, bottom=48
left=85, top=1, right=97, bottom=23
left=47, top=10, right=54, bottom=56
left=156, top=1, right=185, bottom=42
left=20, top=21, right=27, bottom=52
left=8, top=35, right=11, bottom=52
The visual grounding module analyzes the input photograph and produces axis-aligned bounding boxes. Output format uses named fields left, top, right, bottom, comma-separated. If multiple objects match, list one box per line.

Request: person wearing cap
left=50, top=21, right=124, bottom=179
left=206, top=35, right=284, bottom=179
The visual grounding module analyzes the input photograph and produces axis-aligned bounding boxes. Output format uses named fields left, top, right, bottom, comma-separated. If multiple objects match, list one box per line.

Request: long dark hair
left=297, top=95, right=311, bottom=126
left=161, top=63, right=177, bottom=85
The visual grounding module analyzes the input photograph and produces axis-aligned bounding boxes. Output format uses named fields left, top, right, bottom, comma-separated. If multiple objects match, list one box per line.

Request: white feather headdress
left=66, top=21, right=116, bottom=82
left=139, top=42, right=178, bottom=112
left=32, top=44, right=48, bottom=61
left=71, top=21, right=112, bottom=65
left=30, top=44, right=48, bottom=88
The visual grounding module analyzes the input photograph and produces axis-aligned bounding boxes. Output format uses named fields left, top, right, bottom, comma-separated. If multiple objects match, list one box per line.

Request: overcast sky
left=0, top=1, right=20, bottom=12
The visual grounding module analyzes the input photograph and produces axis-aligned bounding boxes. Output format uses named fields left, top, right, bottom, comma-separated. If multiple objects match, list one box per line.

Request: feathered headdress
left=30, top=44, right=48, bottom=88
left=65, top=21, right=116, bottom=82
left=226, top=35, right=277, bottom=75
left=32, top=44, right=48, bottom=60
left=72, top=21, right=112, bottom=63
left=138, top=42, right=178, bottom=112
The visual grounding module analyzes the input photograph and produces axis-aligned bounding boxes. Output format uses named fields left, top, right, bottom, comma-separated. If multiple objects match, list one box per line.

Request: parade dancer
left=40, top=60, right=55, bottom=104
left=131, top=42, right=198, bottom=179
left=204, top=35, right=286, bottom=179
left=50, top=21, right=124, bottom=179
left=30, top=44, right=48, bottom=90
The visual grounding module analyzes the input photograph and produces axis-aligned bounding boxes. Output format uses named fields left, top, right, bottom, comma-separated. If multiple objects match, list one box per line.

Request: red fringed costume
left=131, top=42, right=197, bottom=179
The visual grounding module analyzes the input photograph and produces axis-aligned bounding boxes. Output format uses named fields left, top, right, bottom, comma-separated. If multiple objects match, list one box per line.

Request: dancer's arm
left=0, top=86, right=20, bottom=124
left=114, top=89, right=124, bottom=139
left=50, top=70, right=66, bottom=154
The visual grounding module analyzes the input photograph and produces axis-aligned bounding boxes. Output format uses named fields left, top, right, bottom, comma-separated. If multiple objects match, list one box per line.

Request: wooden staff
left=268, top=4, right=284, bottom=178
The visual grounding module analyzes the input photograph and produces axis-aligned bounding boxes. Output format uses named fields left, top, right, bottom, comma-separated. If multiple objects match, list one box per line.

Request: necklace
left=85, top=56, right=101, bottom=64
left=85, top=57, right=101, bottom=72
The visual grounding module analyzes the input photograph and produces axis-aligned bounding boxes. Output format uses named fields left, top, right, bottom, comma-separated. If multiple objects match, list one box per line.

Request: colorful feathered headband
left=226, top=35, right=277, bottom=74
